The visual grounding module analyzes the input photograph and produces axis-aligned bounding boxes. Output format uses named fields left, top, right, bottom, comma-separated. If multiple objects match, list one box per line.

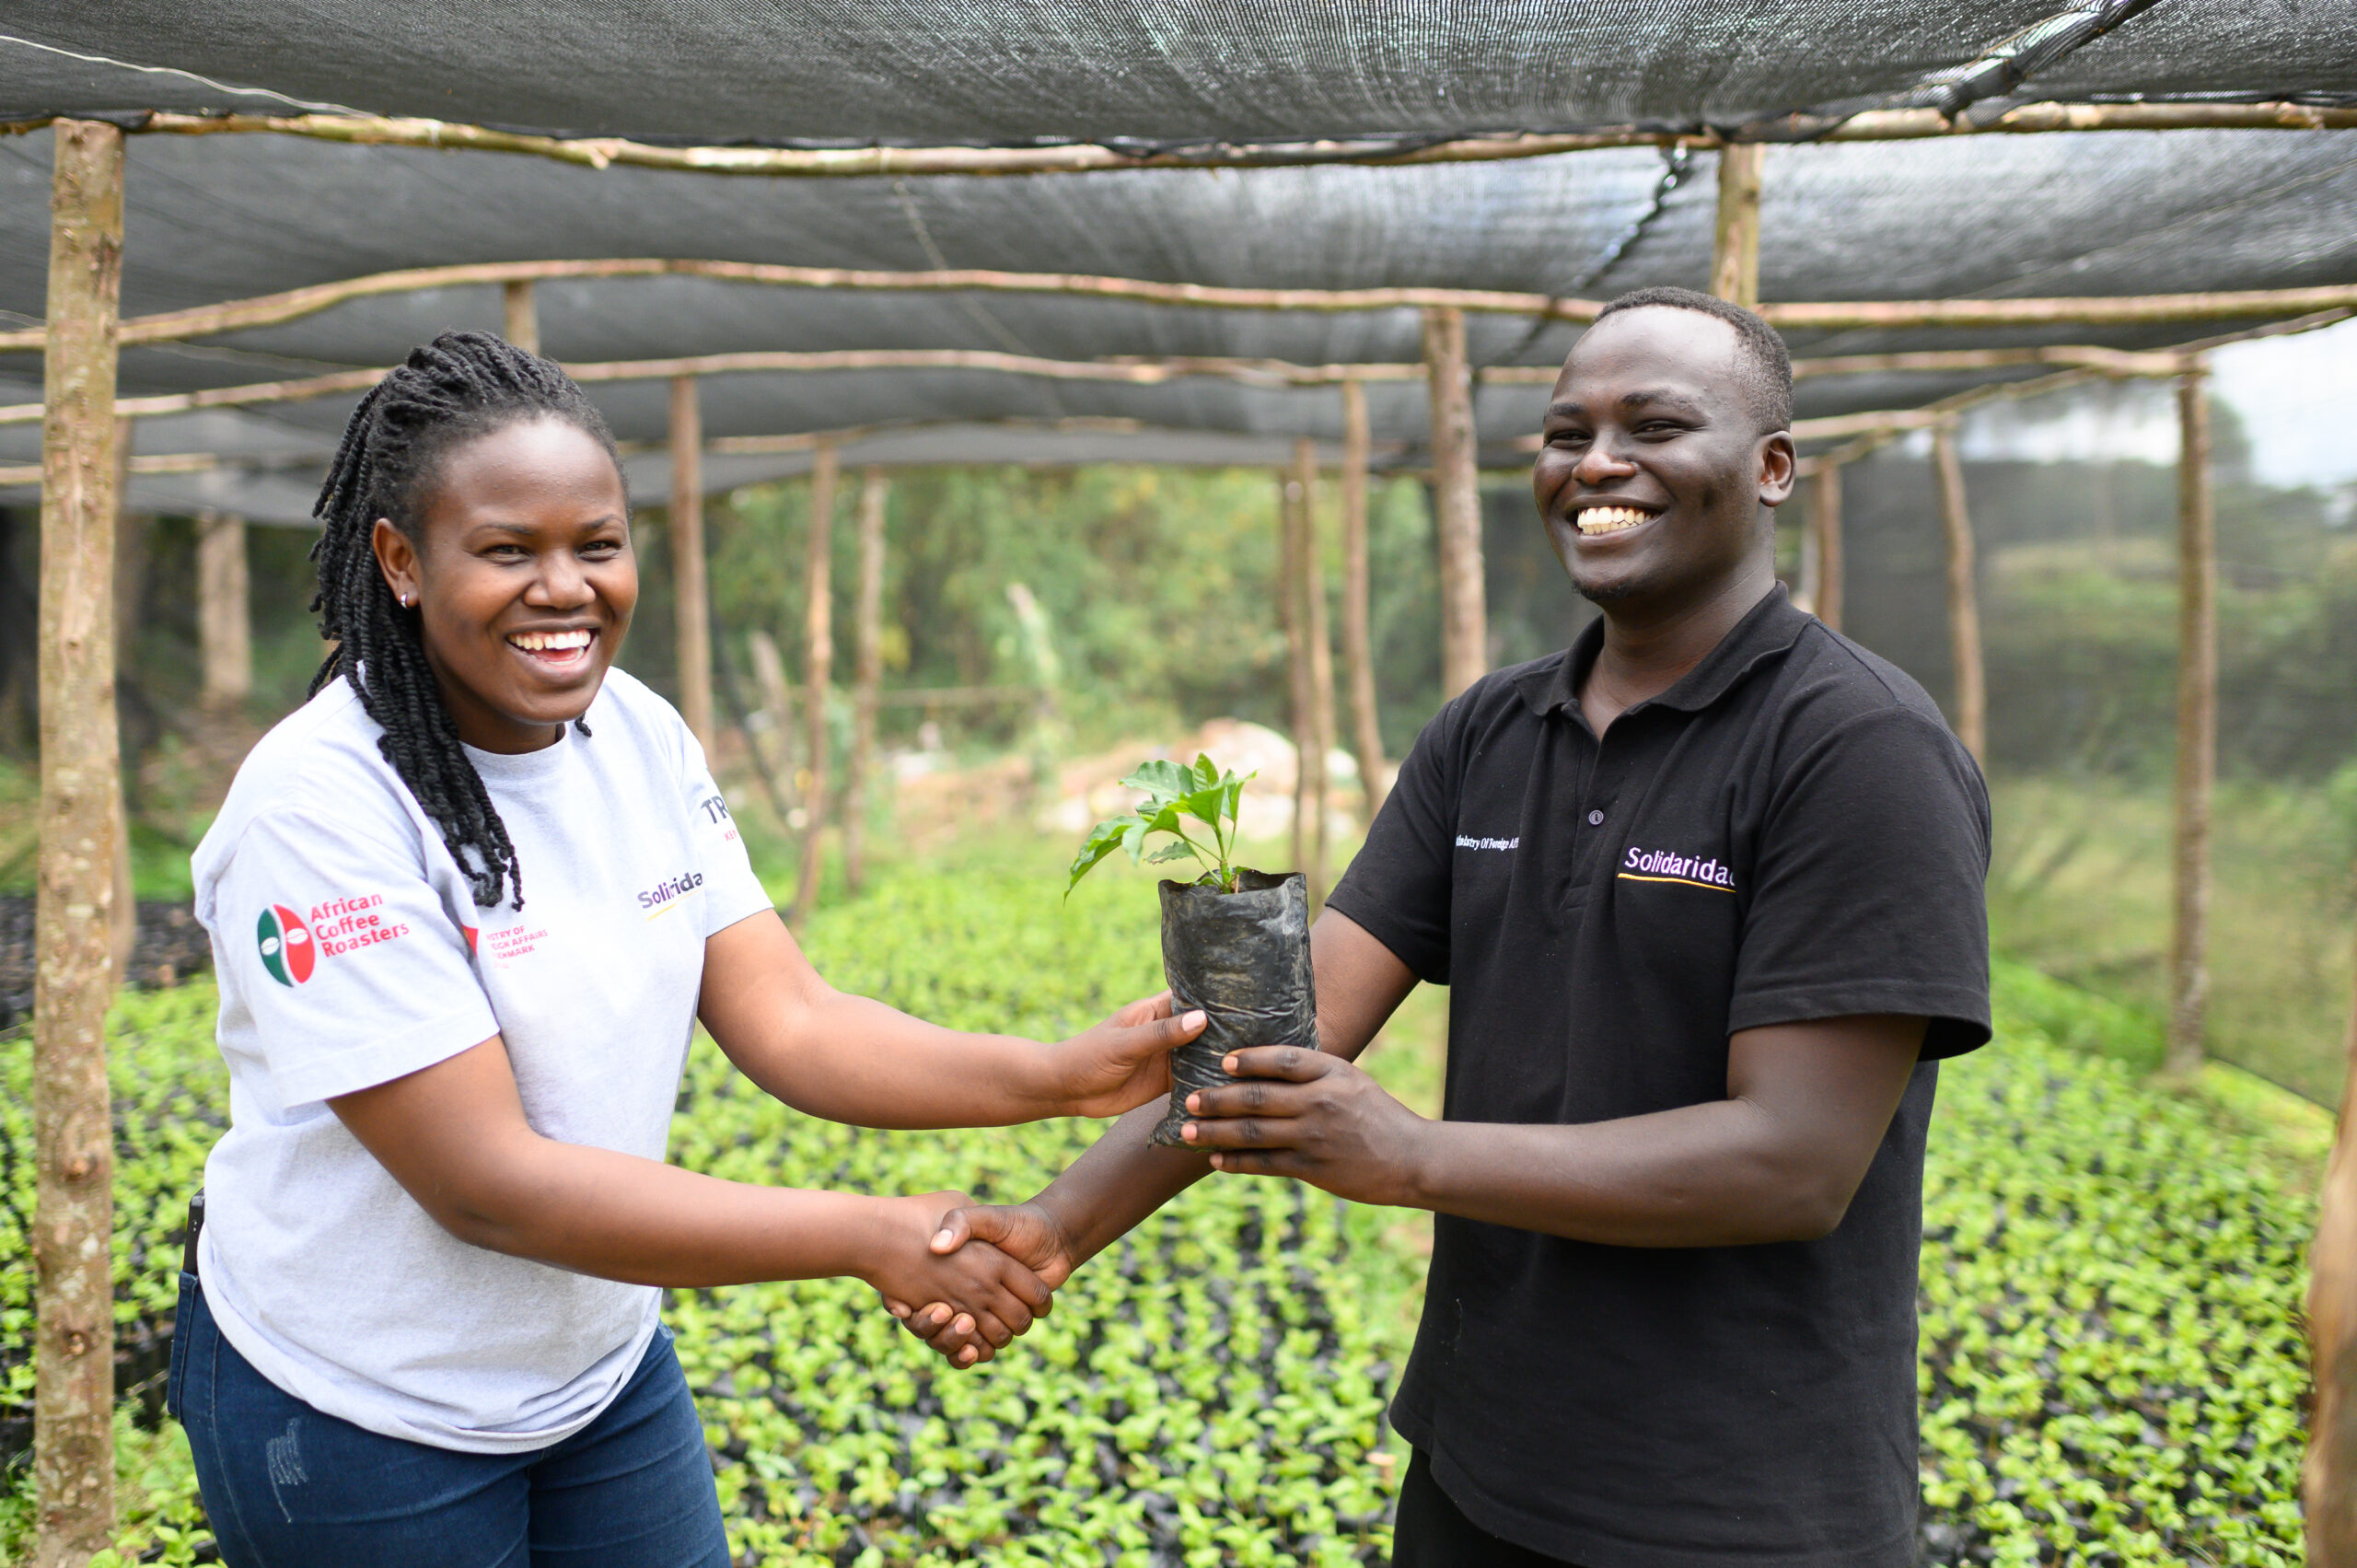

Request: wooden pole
left=4, top=256, right=2355, bottom=358
left=24, top=99, right=2341, bottom=188
left=1295, top=438, right=1334, bottom=905
left=1279, top=467, right=1311, bottom=877
left=844, top=470, right=887, bottom=895
left=2165, top=367, right=2217, bottom=1080
left=792, top=439, right=838, bottom=923
left=197, top=510, right=252, bottom=710
left=2310, top=922, right=2357, bottom=1565
left=1339, top=380, right=1387, bottom=822
left=33, top=116, right=123, bottom=1568
left=1931, top=422, right=1985, bottom=762
left=503, top=279, right=540, bottom=354
left=668, top=376, right=714, bottom=753
left=1711, top=144, right=1765, bottom=308
left=1810, top=463, right=1844, bottom=633
left=1422, top=307, right=1487, bottom=700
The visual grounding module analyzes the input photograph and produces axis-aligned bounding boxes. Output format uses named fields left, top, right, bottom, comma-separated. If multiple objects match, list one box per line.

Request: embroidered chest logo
left=1454, top=835, right=1520, bottom=852
left=256, top=894, right=413, bottom=985
left=1620, top=846, right=1737, bottom=893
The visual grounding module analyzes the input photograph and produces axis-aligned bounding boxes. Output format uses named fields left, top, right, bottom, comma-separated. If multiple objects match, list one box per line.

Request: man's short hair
left=1590, top=285, right=1793, bottom=433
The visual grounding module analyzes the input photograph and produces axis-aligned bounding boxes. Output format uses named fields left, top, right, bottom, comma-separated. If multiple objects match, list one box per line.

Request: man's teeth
left=509, top=630, right=593, bottom=652
left=1576, top=506, right=1652, bottom=536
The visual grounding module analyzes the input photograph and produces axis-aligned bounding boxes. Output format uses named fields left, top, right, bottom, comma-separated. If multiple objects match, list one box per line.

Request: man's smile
left=1572, top=501, right=1662, bottom=538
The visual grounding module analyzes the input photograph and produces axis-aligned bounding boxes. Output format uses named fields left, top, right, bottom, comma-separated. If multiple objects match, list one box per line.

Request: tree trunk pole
left=1711, top=144, right=1766, bottom=308
left=2166, top=367, right=2217, bottom=1080
left=668, top=376, right=714, bottom=754
left=1278, top=466, right=1311, bottom=877
left=792, top=439, right=838, bottom=923
left=503, top=279, right=540, bottom=354
left=844, top=469, right=887, bottom=895
left=197, top=511, right=252, bottom=711
left=1421, top=307, right=1487, bottom=699
left=1810, top=463, right=1845, bottom=633
left=1339, top=379, right=1388, bottom=822
left=2311, top=900, right=2357, bottom=1565
left=1931, top=422, right=1985, bottom=762
left=1295, top=437, right=1334, bottom=906
left=33, top=116, right=123, bottom=1568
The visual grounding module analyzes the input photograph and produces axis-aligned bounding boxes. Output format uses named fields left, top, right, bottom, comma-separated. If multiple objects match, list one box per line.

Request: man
left=909, top=286, right=1991, bottom=1567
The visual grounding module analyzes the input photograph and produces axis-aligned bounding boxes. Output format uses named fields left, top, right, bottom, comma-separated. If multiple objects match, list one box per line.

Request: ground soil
left=0, top=896, right=214, bottom=1030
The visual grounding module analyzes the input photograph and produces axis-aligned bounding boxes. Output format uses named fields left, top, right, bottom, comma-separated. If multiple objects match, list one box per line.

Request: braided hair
left=308, top=331, right=624, bottom=912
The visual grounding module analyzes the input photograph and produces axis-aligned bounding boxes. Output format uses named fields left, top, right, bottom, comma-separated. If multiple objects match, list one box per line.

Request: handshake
left=849, top=985, right=1419, bottom=1371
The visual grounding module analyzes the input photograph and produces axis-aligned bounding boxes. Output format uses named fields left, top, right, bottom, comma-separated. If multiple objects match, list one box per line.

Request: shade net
left=4, top=1, right=2353, bottom=145
left=0, top=121, right=2351, bottom=519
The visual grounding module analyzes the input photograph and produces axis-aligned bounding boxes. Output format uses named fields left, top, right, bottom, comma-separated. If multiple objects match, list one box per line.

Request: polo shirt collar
left=1516, top=584, right=1811, bottom=721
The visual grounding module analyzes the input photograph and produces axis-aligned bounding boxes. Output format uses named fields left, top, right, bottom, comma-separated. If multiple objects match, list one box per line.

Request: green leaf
left=1064, top=815, right=1139, bottom=897
left=1145, top=841, right=1201, bottom=865
left=1122, top=759, right=1197, bottom=805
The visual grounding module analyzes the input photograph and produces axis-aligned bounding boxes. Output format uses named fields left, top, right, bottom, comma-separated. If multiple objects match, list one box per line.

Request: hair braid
left=308, top=331, right=623, bottom=911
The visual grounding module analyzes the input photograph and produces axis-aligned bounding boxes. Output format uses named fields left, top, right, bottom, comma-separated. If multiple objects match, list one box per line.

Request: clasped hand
left=892, top=1045, right=1424, bottom=1368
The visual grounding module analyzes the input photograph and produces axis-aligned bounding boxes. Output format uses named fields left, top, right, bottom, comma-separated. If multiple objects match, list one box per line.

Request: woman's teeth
left=1576, top=506, right=1652, bottom=536
left=509, top=630, right=593, bottom=653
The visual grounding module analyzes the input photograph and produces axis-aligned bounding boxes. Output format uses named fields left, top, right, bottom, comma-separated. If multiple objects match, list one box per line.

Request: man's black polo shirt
left=1326, top=587, right=1991, bottom=1568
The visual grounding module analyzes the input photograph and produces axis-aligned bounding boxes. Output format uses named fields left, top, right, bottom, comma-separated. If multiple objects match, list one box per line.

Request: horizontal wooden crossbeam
left=2, top=259, right=2353, bottom=354
left=0, top=100, right=2346, bottom=183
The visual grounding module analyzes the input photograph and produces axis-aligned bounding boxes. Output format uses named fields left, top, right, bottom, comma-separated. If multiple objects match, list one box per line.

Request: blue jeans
left=168, top=1272, right=731, bottom=1568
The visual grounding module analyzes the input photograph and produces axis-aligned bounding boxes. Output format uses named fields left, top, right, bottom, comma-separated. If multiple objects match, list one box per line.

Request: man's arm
left=1178, top=1015, right=1924, bottom=1247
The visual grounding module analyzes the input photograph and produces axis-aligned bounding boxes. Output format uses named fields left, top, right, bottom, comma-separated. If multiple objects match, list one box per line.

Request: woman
left=168, top=331, right=1200, bottom=1567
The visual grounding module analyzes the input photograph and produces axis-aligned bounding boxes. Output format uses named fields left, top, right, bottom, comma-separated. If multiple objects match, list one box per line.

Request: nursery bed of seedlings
left=0, top=844, right=2318, bottom=1566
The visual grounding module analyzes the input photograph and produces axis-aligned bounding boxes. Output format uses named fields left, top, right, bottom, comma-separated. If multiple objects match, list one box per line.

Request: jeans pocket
left=165, top=1272, right=198, bottom=1423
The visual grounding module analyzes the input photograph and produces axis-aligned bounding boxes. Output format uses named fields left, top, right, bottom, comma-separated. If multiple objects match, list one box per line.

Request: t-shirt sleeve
left=214, top=811, right=502, bottom=1107
left=1728, top=707, right=1992, bottom=1058
left=676, top=729, right=777, bottom=939
left=1326, top=704, right=1461, bottom=985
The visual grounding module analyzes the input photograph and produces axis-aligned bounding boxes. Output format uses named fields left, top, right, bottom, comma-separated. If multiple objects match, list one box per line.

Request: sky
left=1956, top=316, right=2357, bottom=492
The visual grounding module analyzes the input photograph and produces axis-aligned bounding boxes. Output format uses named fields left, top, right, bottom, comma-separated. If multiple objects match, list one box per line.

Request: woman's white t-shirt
left=190, top=669, right=774, bottom=1453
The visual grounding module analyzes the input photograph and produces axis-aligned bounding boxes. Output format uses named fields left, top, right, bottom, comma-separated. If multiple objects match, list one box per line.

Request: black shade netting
left=1148, top=869, right=1318, bottom=1148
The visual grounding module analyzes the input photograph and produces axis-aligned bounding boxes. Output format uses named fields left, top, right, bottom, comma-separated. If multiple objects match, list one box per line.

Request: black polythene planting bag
left=1149, top=869, right=1318, bottom=1147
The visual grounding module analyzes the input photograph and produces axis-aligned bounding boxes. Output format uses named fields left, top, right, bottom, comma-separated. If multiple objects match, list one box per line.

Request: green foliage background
left=0, top=842, right=2323, bottom=1567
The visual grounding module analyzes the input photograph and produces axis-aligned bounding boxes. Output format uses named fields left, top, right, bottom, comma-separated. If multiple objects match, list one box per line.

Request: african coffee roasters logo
left=254, top=893, right=413, bottom=985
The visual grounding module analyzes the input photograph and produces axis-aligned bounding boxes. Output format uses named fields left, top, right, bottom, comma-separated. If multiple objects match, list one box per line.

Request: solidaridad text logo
left=255, top=903, right=316, bottom=986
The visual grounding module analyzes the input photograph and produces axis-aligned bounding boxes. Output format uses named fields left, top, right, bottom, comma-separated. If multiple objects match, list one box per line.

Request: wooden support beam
left=1338, top=380, right=1387, bottom=824
left=503, top=279, right=540, bottom=354
left=1279, top=465, right=1311, bottom=879
left=745, top=629, right=800, bottom=816
left=197, top=511, right=253, bottom=710
left=668, top=376, right=714, bottom=752
left=1809, top=464, right=1844, bottom=633
left=2310, top=934, right=2357, bottom=1566
left=6, top=254, right=2353, bottom=359
left=844, top=470, right=888, bottom=896
left=1422, top=307, right=1488, bottom=699
left=2, top=99, right=2333, bottom=187
left=1711, top=144, right=1765, bottom=308
left=33, top=116, right=122, bottom=1568
left=2165, top=367, right=2217, bottom=1080
left=1295, top=438, right=1334, bottom=906
left=792, top=440, right=838, bottom=923
left=1931, top=422, right=1985, bottom=763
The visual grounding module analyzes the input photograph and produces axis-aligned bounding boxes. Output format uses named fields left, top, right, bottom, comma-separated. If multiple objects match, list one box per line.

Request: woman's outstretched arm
left=694, top=909, right=1204, bottom=1129
left=329, top=1031, right=1052, bottom=1351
